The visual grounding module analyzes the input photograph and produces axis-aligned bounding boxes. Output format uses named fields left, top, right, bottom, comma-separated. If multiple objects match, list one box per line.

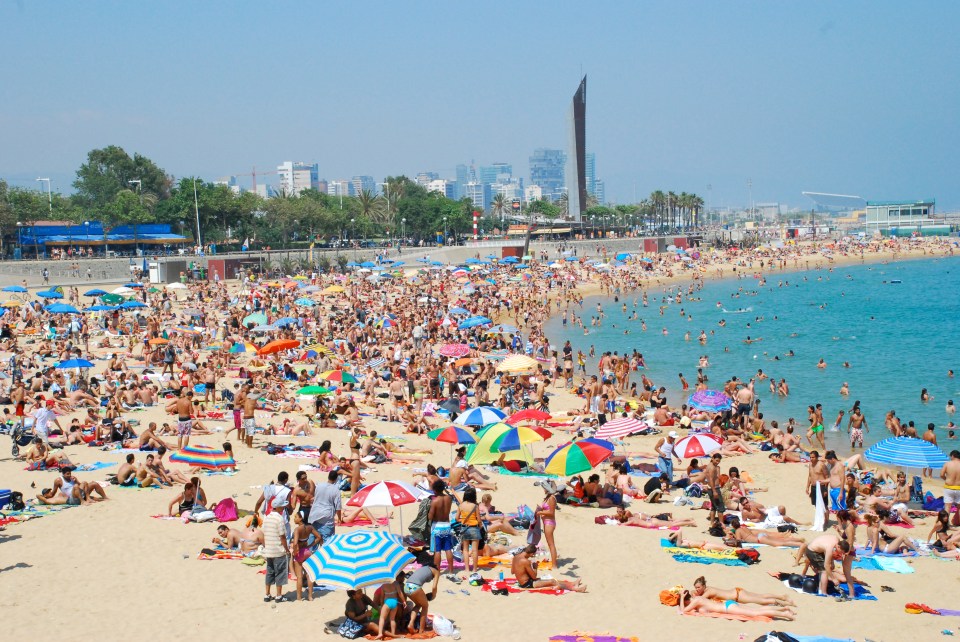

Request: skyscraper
left=351, top=175, right=376, bottom=196
left=566, top=76, right=587, bottom=221
left=529, top=149, right=566, bottom=201
left=277, top=161, right=320, bottom=196
left=585, top=153, right=596, bottom=198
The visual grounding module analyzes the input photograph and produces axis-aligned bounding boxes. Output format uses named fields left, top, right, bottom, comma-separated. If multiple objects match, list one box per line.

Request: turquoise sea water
left=545, top=257, right=960, bottom=453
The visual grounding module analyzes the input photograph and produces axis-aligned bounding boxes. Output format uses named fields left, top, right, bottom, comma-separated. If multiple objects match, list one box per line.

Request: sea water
left=545, top=256, right=960, bottom=452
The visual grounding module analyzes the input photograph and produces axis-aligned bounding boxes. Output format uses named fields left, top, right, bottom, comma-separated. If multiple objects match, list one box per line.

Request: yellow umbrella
left=496, top=354, right=539, bottom=373
left=2, top=300, right=22, bottom=308
left=321, top=285, right=345, bottom=294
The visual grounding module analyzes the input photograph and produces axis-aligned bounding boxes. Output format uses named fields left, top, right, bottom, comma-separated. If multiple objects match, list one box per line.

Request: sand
left=1, top=239, right=957, bottom=642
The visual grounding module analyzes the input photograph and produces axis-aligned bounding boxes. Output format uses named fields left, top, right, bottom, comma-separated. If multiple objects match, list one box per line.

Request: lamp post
left=192, top=178, right=203, bottom=250
left=350, top=218, right=356, bottom=260
left=334, top=181, right=346, bottom=210
left=16, top=222, right=22, bottom=260
left=129, top=179, right=142, bottom=255
left=401, top=218, right=406, bottom=246
left=36, top=178, right=52, bottom=214
left=443, top=216, right=447, bottom=246
left=84, top=221, right=90, bottom=257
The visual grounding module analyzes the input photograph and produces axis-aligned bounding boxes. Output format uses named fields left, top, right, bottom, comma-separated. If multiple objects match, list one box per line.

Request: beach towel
left=340, top=516, right=391, bottom=527
left=273, top=452, right=318, bottom=459
left=854, top=547, right=917, bottom=558
left=685, top=610, right=772, bottom=622
left=851, top=556, right=914, bottom=574
left=550, top=631, right=639, bottom=642
left=497, top=468, right=559, bottom=479
left=197, top=549, right=245, bottom=560
left=660, top=539, right=748, bottom=566
left=781, top=580, right=876, bottom=601
left=788, top=636, right=855, bottom=642
left=480, top=578, right=568, bottom=596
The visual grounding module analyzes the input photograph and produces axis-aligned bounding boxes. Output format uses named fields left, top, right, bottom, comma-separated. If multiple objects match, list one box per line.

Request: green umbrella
left=101, top=293, right=123, bottom=304
left=297, top=385, right=332, bottom=395
left=243, top=312, right=268, bottom=326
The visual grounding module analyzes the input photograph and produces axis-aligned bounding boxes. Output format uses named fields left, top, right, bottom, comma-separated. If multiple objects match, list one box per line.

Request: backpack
left=214, top=497, right=238, bottom=522
left=659, top=587, right=682, bottom=606
left=735, top=548, right=761, bottom=564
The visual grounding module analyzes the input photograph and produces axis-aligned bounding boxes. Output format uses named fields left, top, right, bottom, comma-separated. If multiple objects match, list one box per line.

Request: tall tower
left=566, top=75, right=587, bottom=221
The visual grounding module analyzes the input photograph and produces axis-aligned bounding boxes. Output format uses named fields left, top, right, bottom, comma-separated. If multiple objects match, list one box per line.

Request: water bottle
left=498, top=570, right=504, bottom=582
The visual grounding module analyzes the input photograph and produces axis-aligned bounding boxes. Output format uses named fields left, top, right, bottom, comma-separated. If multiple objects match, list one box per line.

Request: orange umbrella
left=454, top=357, right=473, bottom=367
left=148, top=337, right=169, bottom=345
left=257, top=339, right=300, bottom=355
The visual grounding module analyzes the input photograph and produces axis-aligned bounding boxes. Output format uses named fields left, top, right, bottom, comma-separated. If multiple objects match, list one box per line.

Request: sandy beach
left=1, top=238, right=957, bottom=642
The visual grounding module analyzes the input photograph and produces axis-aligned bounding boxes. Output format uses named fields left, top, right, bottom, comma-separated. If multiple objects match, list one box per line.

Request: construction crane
left=230, top=167, right=277, bottom=193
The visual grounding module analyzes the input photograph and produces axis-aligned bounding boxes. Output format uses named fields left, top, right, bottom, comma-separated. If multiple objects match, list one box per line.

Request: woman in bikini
left=616, top=506, right=696, bottom=528
left=691, top=575, right=796, bottom=607
left=730, top=517, right=806, bottom=547
left=678, top=592, right=796, bottom=620
left=317, top=440, right=340, bottom=471
left=863, top=514, right=918, bottom=555
left=348, top=426, right=363, bottom=495
left=291, top=513, right=322, bottom=601
left=535, top=482, right=560, bottom=568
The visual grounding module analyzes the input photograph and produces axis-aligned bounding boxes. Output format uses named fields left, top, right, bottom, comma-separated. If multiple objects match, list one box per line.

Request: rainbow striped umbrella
left=493, top=424, right=552, bottom=452
left=319, top=369, right=358, bottom=384
left=453, top=405, right=506, bottom=427
left=302, top=531, right=414, bottom=590
left=428, top=426, right=477, bottom=445
left=544, top=438, right=614, bottom=476
left=229, top=342, right=258, bottom=353
left=169, top=445, right=234, bottom=469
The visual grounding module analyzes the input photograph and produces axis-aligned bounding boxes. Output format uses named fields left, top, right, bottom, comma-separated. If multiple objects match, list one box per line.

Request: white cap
left=668, top=430, right=679, bottom=439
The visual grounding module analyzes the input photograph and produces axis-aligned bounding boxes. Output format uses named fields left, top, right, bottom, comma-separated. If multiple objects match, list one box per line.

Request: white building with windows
left=277, top=162, right=319, bottom=196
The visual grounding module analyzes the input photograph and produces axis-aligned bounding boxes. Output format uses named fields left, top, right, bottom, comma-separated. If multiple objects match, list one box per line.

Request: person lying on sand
left=691, top=574, right=796, bottom=607
left=213, top=522, right=264, bottom=554
left=678, top=592, right=796, bottom=620
left=511, top=544, right=586, bottom=592
left=615, top=506, right=696, bottom=528
left=729, top=517, right=806, bottom=547
left=37, top=466, right=108, bottom=506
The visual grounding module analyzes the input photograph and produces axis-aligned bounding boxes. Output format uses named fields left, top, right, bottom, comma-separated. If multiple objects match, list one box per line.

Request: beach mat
left=685, top=610, right=772, bottom=622
left=340, top=516, right=391, bottom=527
left=660, top=538, right=748, bottom=566
left=550, top=635, right=638, bottom=642
left=781, top=580, right=877, bottom=601
left=852, top=556, right=914, bottom=574
left=480, top=578, right=568, bottom=596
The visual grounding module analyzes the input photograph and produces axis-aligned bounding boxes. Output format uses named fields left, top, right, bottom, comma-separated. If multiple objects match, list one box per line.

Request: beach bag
left=337, top=618, right=365, bottom=639
left=685, top=484, right=703, bottom=498
left=408, top=498, right=432, bottom=542
left=189, top=510, right=217, bottom=523
left=527, top=516, right=542, bottom=547
left=923, top=491, right=944, bottom=512
left=735, top=548, right=760, bottom=565
left=214, top=498, right=238, bottom=522
left=659, top=587, right=682, bottom=606
left=432, top=615, right=458, bottom=637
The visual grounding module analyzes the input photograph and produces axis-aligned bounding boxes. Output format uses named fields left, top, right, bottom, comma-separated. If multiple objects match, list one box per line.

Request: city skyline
left=2, top=2, right=958, bottom=210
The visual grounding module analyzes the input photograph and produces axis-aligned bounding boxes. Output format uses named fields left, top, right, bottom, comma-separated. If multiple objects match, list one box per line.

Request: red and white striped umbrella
left=594, top=417, right=648, bottom=440
left=438, top=343, right=470, bottom=358
left=674, top=433, right=724, bottom=458
left=346, top=480, right=430, bottom=508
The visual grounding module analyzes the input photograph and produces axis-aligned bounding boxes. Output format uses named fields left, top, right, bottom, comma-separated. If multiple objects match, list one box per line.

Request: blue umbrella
left=346, top=262, right=360, bottom=268
left=84, top=289, right=108, bottom=297
left=37, top=290, right=63, bottom=299
left=274, top=317, right=299, bottom=328
left=119, top=300, right=148, bottom=309
left=2, top=285, right=27, bottom=293
left=501, top=256, right=519, bottom=264
left=302, top=531, right=414, bottom=590
left=454, top=405, right=507, bottom=427
left=464, top=258, right=481, bottom=264
left=56, top=358, right=95, bottom=369
left=615, top=253, right=631, bottom=261
left=448, top=307, right=469, bottom=315
left=865, top=437, right=949, bottom=469
left=459, top=315, right=492, bottom=329
left=487, top=323, right=518, bottom=334
left=45, top=303, right=81, bottom=314
left=294, top=297, right=316, bottom=307
left=564, top=256, right=578, bottom=262
left=85, top=305, right=118, bottom=312
left=360, top=261, right=377, bottom=268
left=124, top=283, right=144, bottom=288
left=429, top=261, right=444, bottom=266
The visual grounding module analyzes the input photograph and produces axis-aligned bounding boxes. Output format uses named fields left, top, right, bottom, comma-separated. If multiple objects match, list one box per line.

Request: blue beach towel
left=852, top=556, right=914, bottom=574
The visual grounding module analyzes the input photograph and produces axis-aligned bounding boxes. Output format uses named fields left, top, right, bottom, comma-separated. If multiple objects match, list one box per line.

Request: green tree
left=73, top=145, right=172, bottom=209
left=491, top=193, right=508, bottom=222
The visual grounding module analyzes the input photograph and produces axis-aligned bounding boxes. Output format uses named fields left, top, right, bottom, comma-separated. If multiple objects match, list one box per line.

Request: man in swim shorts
left=942, top=450, right=960, bottom=514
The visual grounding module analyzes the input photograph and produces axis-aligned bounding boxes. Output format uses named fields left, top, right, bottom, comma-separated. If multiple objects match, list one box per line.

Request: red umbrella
left=508, top=408, right=552, bottom=423
left=594, top=417, right=648, bottom=440
left=674, top=433, right=724, bottom=458
left=257, top=339, right=300, bottom=355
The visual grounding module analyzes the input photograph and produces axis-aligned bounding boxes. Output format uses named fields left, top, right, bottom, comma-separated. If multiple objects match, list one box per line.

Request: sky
left=2, top=1, right=959, bottom=210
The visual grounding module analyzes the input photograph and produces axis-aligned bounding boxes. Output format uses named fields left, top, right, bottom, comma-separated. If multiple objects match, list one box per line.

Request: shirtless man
left=243, top=386, right=258, bottom=448
left=212, top=523, right=264, bottom=554
left=848, top=407, right=868, bottom=448
left=165, top=389, right=194, bottom=451
left=805, top=451, right=830, bottom=524
left=123, top=421, right=172, bottom=451
left=704, top=453, right=723, bottom=524
left=11, top=380, right=26, bottom=430
left=428, top=480, right=455, bottom=574
left=115, top=453, right=156, bottom=488
left=942, top=450, right=960, bottom=515
left=511, top=544, right=586, bottom=592
left=922, top=423, right=938, bottom=478
left=37, top=466, right=108, bottom=506
left=825, top=451, right=846, bottom=511
left=796, top=533, right=854, bottom=597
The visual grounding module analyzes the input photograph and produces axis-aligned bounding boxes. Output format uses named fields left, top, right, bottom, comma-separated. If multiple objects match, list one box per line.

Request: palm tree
left=491, top=193, right=508, bottom=225
left=356, top=189, right=385, bottom=235
left=649, top=191, right=666, bottom=233
left=556, top=192, right=569, bottom=220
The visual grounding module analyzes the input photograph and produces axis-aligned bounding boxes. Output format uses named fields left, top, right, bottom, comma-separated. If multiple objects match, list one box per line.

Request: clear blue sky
left=2, top=1, right=958, bottom=210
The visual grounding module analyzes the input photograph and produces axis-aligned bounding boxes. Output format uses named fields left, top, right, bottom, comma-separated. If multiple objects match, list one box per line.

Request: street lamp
left=16, top=222, right=22, bottom=260
left=350, top=218, right=356, bottom=259
left=84, top=221, right=90, bottom=257
left=443, top=216, right=447, bottom=246
left=334, top=181, right=346, bottom=210
left=129, top=179, right=142, bottom=254
left=36, top=178, right=52, bottom=214
left=401, top=218, right=406, bottom=245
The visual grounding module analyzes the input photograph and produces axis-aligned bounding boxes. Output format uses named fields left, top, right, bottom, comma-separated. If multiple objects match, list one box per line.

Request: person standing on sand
left=165, top=389, right=193, bottom=451
left=941, top=450, right=960, bottom=515
left=825, top=451, right=845, bottom=511
left=704, top=453, right=723, bottom=524
left=806, top=451, right=830, bottom=528
left=922, top=423, right=938, bottom=478
left=243, top=386, right=258, bottom=448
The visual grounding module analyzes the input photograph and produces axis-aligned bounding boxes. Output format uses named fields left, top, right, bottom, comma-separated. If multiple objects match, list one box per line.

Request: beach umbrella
left=492, top=424, right=552, bottom=452
left=687, top=390, right=733, bottom=412
left=302, top=531, right=414, bottom=590
left=296, top=385, right=332, bottom=396
left=459, top=315, right=492, bottom=329
left=544, top=438, right=615, bottom=476
left=124, top=282, right=144, bottom=288
left=229, top=342, right=258, bottom=353
left=507, top=408, right=552, bottom=424
left=251, top=324, right=276, bottom=333
left=428, top=426, right=477, bottom=446
left=497, top=354, right=539, bottom=373
left=438, top=343, right=470, bottom=358
left=365, top=356, right=387, bottom=370
left=594, top=417, right=649, bottom=440
left=448, top=306, right=470, bottom=315
left=454, top=405, right=506, bottom=427
left=45, top=303, right=81, bottom=314
left=486, top=324, right=518, bottom=334
left=169, top=445, right=234, bottom=469
left=319, top=369, right=358, bottom=384
left=36, top=290, right=63, bottom=299
left=467, top=422, right=534, bottom=465
left=2, top=285, right=27, bottom=293
left=273, top=316, right=299, bottom=328
left=294, top=297, right=316, bottom=307
left=257, top=339, right=300, bottom=355
left=374, top=317, right=396, bottom=329
left=304, top=343, right=334, bottom=356
left=865, top=437, right=949, bottom=470
left=84, top=305, right=117, bottom=312
left=101, top=293, right=123, bottom=304
left=119, top=300, right=148, bottom=309
left=56, top=358, right=94, bottom=369
left=111, top=286, right=135, bottom=295
left=174, top=326, right=203, bottom=336
left=166, top=282, right=187, bottom=290
left=346, top=480, right=428, bottom=509
left=1, top=300, right=22, bottom=308
left=242, top=312, right=268, bottom=326
left=674, top=433, right=724, bottom=459
left=320, top=285, right=345, bottom=295
left=148, top=337, right=169, bottom=345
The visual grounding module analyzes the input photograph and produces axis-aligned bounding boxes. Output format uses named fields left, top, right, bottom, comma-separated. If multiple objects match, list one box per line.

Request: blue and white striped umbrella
left=366, top=357, right=387, bottom=369
left=302, top=530, right=413, bottom=590
left=864, top=437, right=949, bottom=469
left=454, top=405, right=507, bottom=427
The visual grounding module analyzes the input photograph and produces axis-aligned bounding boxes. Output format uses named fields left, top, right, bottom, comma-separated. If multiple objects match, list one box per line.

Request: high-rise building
left=464, top=182, right=489, bottom=211
left=524, top=185, right=543, bottom=203
left=585, top=153, right=596, bottom=197
left=327, top=180, right=350, bottom=197
left=529, top=149, right=566, bottom=201
left=351, top=175, right=376, bottom=196
left=566, top=76, right=587, bottom=221
left=277, top=161, right=320, bottom=196
left=215, top=176, right=243, bottom=195
left=479, top=163, right=512, bottom=188
left=592, top=179, right=605, bottom=205
left=415, top=172, right=440, bottom=188
left=425, top=179, right=456, bottom=199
